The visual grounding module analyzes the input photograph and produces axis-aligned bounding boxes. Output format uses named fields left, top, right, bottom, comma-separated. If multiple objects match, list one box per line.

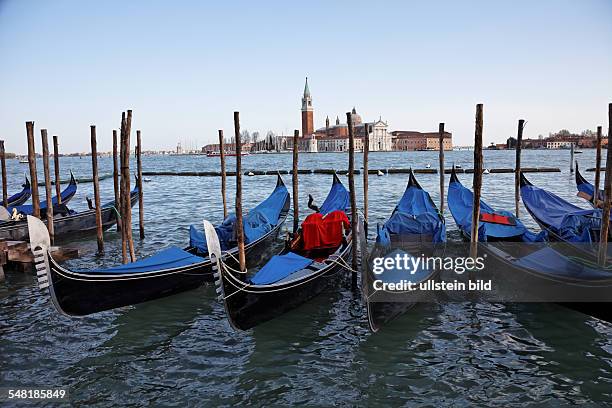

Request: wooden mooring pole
left=438, top=123, right=445, bottom=213
left=0, top=140, right=7, bottom=208
left=90, top=125, right=104, bottom=254
left=119, top=113, right=128, bottom=263
left=594, top=126, right=603, bottom=205
left=41, top=130, right=54, bottom=243
left=470, top=104, right=484, bottom=258
left=137, top=130, right=144, bottom=239
left=218, top=129, right=227, bottom=218
left=570, top=143, right=575, bottom=174
left=113, top=130, right=122, bottom=231
left=234, top=112, right=246, bottom=274
left=292, top=129, right=299, bottom=233
left=363, top=124, right=369, bottom=234
left=124, top=110, right=136, bottom=262
left=347, top=111, right=358, bottom=289
left=53, top=136, right=61, bottom=204
left=598, top=103, right=612, bottom=266
left=26, top=121, right=40, bottom=218
left=515, top=119, right=524, bottom=217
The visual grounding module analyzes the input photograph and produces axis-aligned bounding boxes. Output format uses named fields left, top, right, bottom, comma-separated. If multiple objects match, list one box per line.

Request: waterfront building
left=390, top=131, right=453, bottom=151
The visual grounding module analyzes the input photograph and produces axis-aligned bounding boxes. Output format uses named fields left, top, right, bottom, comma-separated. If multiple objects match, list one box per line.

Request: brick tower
left=301, top=77, right=314, bottom=137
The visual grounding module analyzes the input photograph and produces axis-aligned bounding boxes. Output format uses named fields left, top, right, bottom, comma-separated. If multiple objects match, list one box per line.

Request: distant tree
left=252, top=131, right=260, bottom=144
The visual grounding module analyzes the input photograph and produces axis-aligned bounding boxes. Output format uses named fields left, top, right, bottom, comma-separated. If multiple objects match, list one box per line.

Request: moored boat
left=205, top=173, right=359, bottom=331
left=365, top=169, right=446, bottom=332
left=8, top=171, right=78, bottom=215
left=2, top=183, right=138, bottom=242
left=449, top=167, right=612, bottom=322
left=27, top=174, right=289, bottom=317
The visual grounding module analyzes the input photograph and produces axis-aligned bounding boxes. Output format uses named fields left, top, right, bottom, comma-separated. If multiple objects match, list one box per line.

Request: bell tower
left=301, top=77, right=314, bottom=137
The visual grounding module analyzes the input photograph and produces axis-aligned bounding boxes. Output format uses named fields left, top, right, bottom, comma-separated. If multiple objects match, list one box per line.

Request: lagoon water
left=1, top=149, right=611, bottom=406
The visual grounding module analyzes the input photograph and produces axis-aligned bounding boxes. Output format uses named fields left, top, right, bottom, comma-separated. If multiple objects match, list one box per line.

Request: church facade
left=300, top=78, right=392, bottom=152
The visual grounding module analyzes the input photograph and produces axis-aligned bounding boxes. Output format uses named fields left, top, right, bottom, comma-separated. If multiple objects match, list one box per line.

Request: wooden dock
left=0, top=240, right=79, bottom=277
left=141, top=167, right=560, bottom=178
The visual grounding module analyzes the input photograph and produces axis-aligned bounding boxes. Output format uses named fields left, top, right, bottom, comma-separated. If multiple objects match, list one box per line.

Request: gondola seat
left=250, top=252, right=314, bottom=285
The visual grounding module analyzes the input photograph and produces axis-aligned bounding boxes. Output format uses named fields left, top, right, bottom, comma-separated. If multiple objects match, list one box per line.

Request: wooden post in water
left=438, top=123, right=445, bottom=213
left=234, top=112, right=246, bottom=274
left=570, top=143, right=574, bottom=173
left=26, top=121, right=40, bottom=218
left=347, top=112, right=358, bottom=289
left=292, top=129, right=299, bottom=233
left=470, top=104, right=484, bottom=258
left=53, top=136, right=61, bottom=204
left=119, top=113, right=128, bottom=263
left=136, top=130, right=144, bottom=239
left=41, top=130, right=54, bottom=243
left=112, top=130, right=122, bottom=231
left=598, top=103, right=612, bottom=266
left=363, top=124, right=369, bottom=234
left=594, top=126, right=603, bottom=205
left=515, top=119, right=524, bottom=217
left=218, top=129, right=228, bottom=218
left=124, top=110, right=136, bottom=262
left=90, top=126, right=103, bottom=253
left=0, top=141, right=6, bottom=208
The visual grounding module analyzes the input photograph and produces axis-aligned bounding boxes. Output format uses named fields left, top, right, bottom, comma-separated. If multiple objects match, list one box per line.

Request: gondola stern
left=24, top=175, right=31, bottom=189
left=519, top=171, right=532, bottom=187
left=407, top=168, right=423, bottom=190
left=69, top=170, right=77, bottom=185
left=275, top=172, right=285, bottom=187
left=332, top=171, right=342, bottom=185
left=450, top=165, right=459, bottom=184
left=575, top=162, right=589, bottom=186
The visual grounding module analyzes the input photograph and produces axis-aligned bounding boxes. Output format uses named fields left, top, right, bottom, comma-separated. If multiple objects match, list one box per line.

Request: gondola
left=6, top=176, right=31, bottom=207
left=27, top=174, right=289, bottom=317
left=449, top=168, right=612, bottom=323
left=1, top=183, right=138, bottom=242
left=8, top=171, right=78, bottom=215
left=520, top=172, right=611, bottom=261
left=365, top=169, right=446, bottom=332
left=575, top=162, right=602, bottom=206
left=448, top=167, right=543, bottom=243
left=205, top=173, right=360, bottom=331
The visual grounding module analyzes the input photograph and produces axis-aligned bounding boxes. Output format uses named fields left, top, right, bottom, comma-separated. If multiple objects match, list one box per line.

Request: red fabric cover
left=302, top=210, right=349, bottom=250
left=480, top=212, right=516, bottom=226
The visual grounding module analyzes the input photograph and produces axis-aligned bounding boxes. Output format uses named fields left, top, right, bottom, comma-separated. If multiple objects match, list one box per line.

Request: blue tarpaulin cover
left=84, top=246, right=205, bottom=274
left=449, top=177, right=545, bottom=242
left=250, top=252, right=314, bottom=285
left=377, top=181, right=446, bottom=245
left=189, top=182, right=288, bottom=254
left=521, top=183, right=597, bottom=242
left=319, top=178, right=350, bottom=215
left=514, top=246, right=612, bottom=280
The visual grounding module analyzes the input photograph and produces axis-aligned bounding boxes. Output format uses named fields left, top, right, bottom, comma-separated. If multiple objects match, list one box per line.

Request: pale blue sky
left=1, top=0, right=611, bottom=154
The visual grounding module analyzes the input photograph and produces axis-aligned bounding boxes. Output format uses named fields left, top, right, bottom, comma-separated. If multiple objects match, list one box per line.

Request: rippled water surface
left=1, top=150, right=612, bottom=406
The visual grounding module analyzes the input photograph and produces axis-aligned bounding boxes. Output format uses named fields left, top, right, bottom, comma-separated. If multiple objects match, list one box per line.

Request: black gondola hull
left=482, top=243, right=612, bottom=323
left=217, top=219, right=359, bottom=331
left=42, top=194, right=289, bottom=316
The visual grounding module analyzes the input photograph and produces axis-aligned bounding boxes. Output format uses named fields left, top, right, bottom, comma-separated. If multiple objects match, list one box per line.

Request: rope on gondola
left=215, top=248, right=362, bottom=300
